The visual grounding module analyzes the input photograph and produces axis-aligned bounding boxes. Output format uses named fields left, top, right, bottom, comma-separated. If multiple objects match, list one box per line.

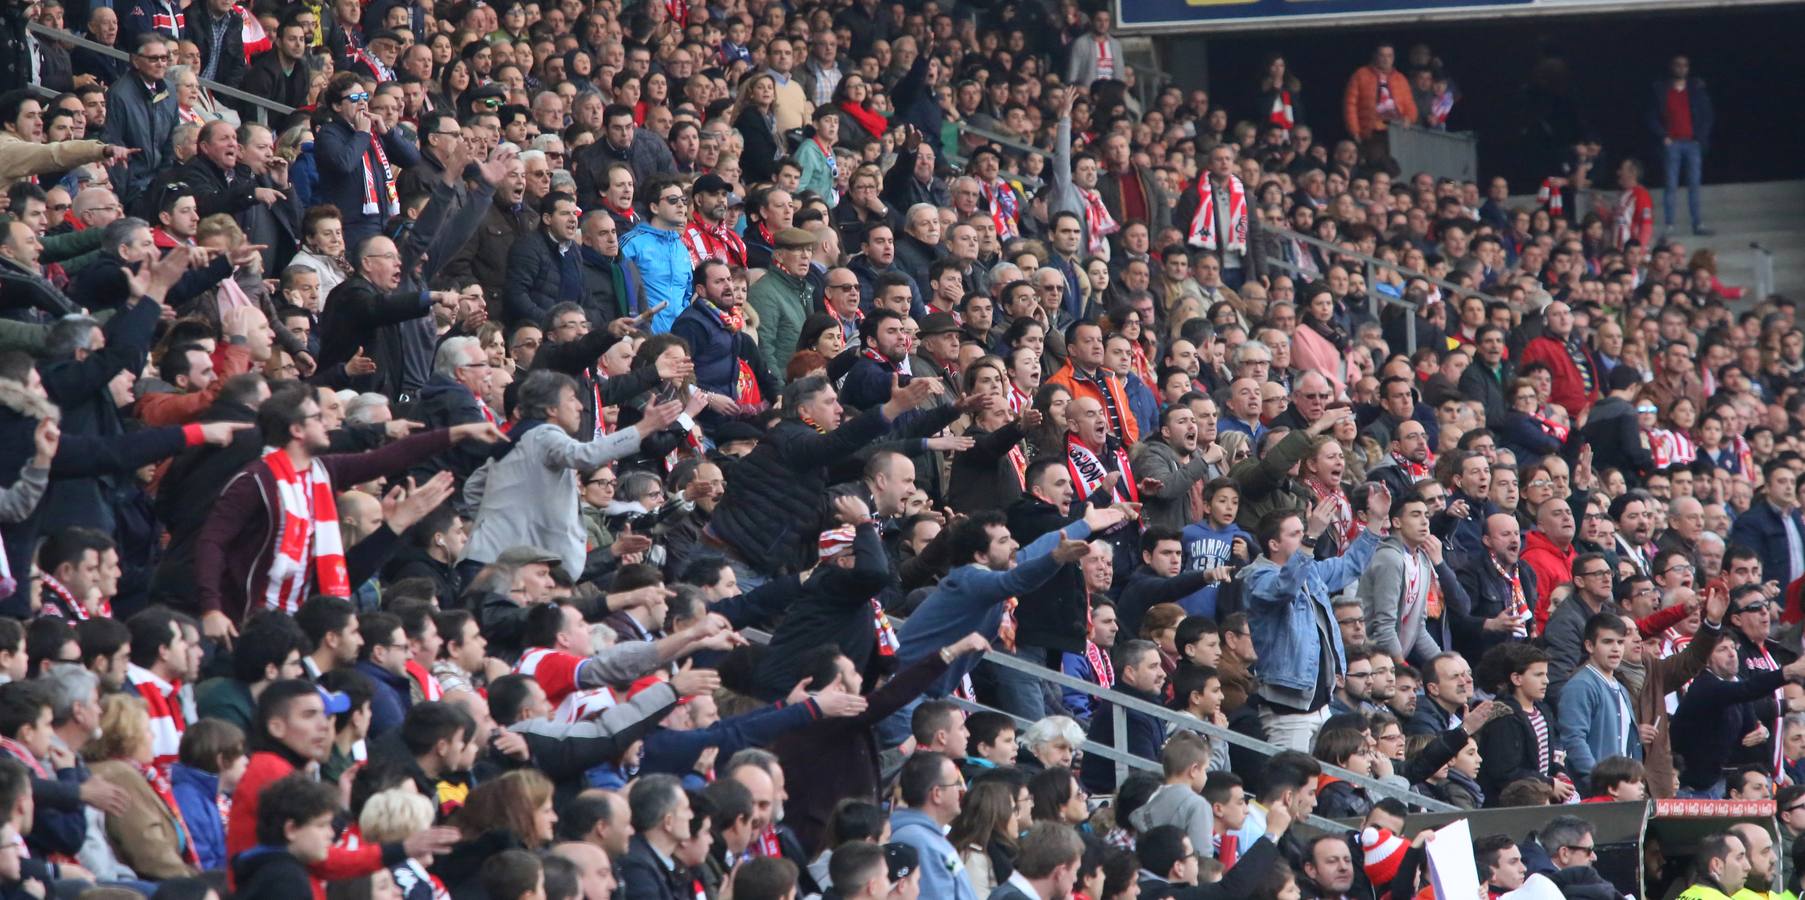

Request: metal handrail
left=28, top=22, right=298, bottom=123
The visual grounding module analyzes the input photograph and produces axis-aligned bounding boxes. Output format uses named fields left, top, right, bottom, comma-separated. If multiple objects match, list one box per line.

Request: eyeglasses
left=1662, top=564, right=1694, bottom=575
left=936, top=781, right=968, bottom=792
left=511, top=338, right=542, bottom=350
left=1579, top=569, right=1613, bottom=579
left=585, top=477, right=617, bottom=488
left=137, top=53, right=170, bottom=62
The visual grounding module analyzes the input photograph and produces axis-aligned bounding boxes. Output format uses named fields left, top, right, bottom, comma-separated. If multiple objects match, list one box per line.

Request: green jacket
left=0, top=320, right=49, bottom=355
left=747, top=266, right=814, bottom=378
left=40, top=226, right=105, bottom=270
left=1228, top=427, right=1317, bottom=532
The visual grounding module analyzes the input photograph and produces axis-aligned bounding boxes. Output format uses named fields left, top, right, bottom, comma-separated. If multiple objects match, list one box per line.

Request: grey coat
left=103, top=74, right=177, bottom=198
left=1128, top=436, right=1212, bottom=533
left=461, top=424, right=643, bottom=579
left=1358, top=537, right=1443, bottom=664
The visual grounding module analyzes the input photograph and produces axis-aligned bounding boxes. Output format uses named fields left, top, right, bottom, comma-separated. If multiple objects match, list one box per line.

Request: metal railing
left=27, top=22, right=297, bottom=124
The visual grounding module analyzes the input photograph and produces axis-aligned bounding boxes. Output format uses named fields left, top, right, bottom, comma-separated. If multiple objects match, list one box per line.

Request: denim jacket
left=1241, top=528, right=1381, bottom=700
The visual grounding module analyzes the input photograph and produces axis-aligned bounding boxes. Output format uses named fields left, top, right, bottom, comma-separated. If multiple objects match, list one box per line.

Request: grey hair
left=434, top=336, right=484, bottom=378
left=1020, top=715, right=1085, bottom=752
left=905, top=203, right=937, bottom=227
left=1231, top=338, right=1270, bottom=366
left=41, top=664, right=98, bottom=725
left=618, top=470, right=664, bottom=505
left=345, top=392, right=390, bottom=425
left=1698, top=531, right=1726, bottom=550
left=1537, top=815, right=1594, bottom=856
left=529, top=133, right=565, bottom=154
left=988, top=261, right=1022, bottom=285
left=1116, top=639, right=1159, bottom=673
left=517, top=369, right=579, bottom=420
left=166, top=64, right=197, bottom=88
left=46, top=315, right=101, bottom=358
left=517, top=148, right=547, bottom=167
left=100, top=216, right=149, bottom=256
left=550, top=171, right=577, bottom=193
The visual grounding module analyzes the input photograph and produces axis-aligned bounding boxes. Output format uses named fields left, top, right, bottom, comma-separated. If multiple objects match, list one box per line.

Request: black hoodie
left=233, top=846, right=318, bottom=900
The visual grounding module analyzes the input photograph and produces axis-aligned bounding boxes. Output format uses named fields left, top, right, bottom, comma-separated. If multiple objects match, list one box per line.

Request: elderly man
left=445, top=152, right=532, bottom=304
left=894, top=203, right=943, bottom=291
left=408, top=336, right=502, bottom=484
left=1269, top=371, right=1333, bottom=431
left=68, top=187, right=125, bottom=232
left=102, top=34, right=179, bottom=197
left=747, top=228, right=819, bottom=378
left=178, top=121, right=285, bottom=220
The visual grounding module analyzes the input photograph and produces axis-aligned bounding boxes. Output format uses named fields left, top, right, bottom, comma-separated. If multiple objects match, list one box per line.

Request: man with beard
left=1451, top=514, right=1537, bottom=663
left=1728, top=823, right=1780, bottom=900
left=678, top=174, right=746, bottom=268
left=1175, top=145, right=1263, bottom=290
left=1366, top=419, right=1432, bottom=501
left=193, top=385, right=504, bottom=640
left=1130, top=404, right=1219, bottom=533
left=671, top=259, right=776, bottom=428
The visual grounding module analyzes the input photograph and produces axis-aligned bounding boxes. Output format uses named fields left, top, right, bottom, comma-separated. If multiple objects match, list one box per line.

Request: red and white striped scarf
left=0, top=737, right=45, bottom=778
left=1537, top=179, right=1564, bottom=218
left=406, top=659, right=443, bottom=702
left=1390, top=452, right=1429, bottom=483
left=238, top=5, right=269, bottom=58
left=127, top=664, right=186, bottom=774
left=1065, top=432, right=1138, bottom=507
left=681, top=216, right=748, bottom=267
left=872, top=601, right=899, bottom=656
left=263, top=447, right=350, bottom=612
left=1746, top=643, right=1786, bottom=777
left=1093, top=38, right=1115, bottom=80
left=40, top=573, right=109, bottom=621
left=982, top=180, right=1020, bottom=241
left=1310, top=480, right=1358, bottom=548
left=1492, top=554, right=1531, bottom=638
left=360, top=130, right=397, bottom=217
left=1080, top=188, right=1118, bottom=257
left=1185, top=175, right=1247, bottom=253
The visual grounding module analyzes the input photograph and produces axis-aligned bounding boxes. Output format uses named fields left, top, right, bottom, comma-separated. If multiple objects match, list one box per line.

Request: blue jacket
left=169, top=763, right=225, bottom=871
left=841, top=354, right=903, bottom=411
left=1729, top=499, right=1803, bottom=591
left=894, top=520, right=1091, bottom=699
left=313, top=118, right=423, bottom=246
left=356, top=659, right=413, bottom=739
left=1556, top=664, right=1642, bottom=778
left=668, top=300, right=777, bottom=416
left=618, top=223, right=693, bottom=333
left=638, top=699, right=820, bottom=780
left=1242, top=528, right=1380, bottom=702
left=890, top=808, right=977, bottom=900
left=1124, top=373, right=1158, bottom=439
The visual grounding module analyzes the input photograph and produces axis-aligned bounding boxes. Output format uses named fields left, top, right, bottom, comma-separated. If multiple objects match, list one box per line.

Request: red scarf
left=839, top=101, right=887, bottom=138
left=1492, top=555, right=1531, bottom=638
left=1093, top=38, right=1115, bottom=79
left=0, top=737, right=45, bottom=778
left=1084, top=641, right=1114, bottom=689
left=406, top=659, right=443, bottom=702
left=602, top=200, right=640, bottom=228
left=263, top=448, right=350, bottom=612
left=40, top=573, right=109, bottom=621
left=1065, top=432, right=1138, bottom=507
left=1186, top=175, right=1248, bottom=253
left=1310, top=480, right=1358, bottom=548
left=982, top=180, right=1019, bottom=241
left=872, top=601, right=899, bottom=656
left=1268, top=90, right=1295, bottom=130
left=681, top=215, right=748, bottom=267
left=133, top=757, right=199, bottom=866
left=1080, top=188, right=1118, bottom=256
left=1390, top=452, right=1429, bottom=483
left=861, top=347, right=904, bottom=374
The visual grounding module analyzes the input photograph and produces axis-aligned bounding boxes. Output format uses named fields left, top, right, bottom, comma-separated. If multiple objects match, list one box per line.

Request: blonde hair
left=360, top=788, right=436, bottom=842
left=195, top=213, right=244, bottom=247
left=86, top=693, right=150, bottom=762
left=451, top=769, right=554, bottom=847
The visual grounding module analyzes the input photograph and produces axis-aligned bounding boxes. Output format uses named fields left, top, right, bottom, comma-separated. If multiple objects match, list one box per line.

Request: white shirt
left=1003, top=872, right=1045, bottom=900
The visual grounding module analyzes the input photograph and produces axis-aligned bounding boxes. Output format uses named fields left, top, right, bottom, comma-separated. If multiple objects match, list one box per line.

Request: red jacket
left=138, top=344, right=253, bottom=427
left=1520, top=529, right=1576, bottom=633
left=1517, top=334, right=1599, bottom=420
left=226, top=750, right=390, bottom=887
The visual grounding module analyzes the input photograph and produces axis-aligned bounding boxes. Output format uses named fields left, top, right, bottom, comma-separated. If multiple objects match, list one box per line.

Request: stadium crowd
left=0, top=0, right=1787, bottom=898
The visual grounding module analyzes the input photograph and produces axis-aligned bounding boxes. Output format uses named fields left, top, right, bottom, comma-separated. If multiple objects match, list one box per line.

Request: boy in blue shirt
left=1181, top=478, right=1252, bottom=619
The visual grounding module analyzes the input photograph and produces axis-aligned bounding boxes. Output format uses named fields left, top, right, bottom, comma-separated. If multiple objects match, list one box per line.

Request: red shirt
left=1116, top=169, right=1148, bottom=225
left=1665, top=86, right=1693, bottom=140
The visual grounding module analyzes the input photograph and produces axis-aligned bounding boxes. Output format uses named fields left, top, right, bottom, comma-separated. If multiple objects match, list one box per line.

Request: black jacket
left=381, top=544, right=464, bottom=607
left=1574, top=395, right=1653, bottom=486
left=754, top=523, right=892, bottom=698
left=405, top=372, right=495, bottom=485
left=503, top=229, right=570, bottom=326
left=175, top=153, right=260, bottom=219
left=1115, top=564, right=1219, bottom=639
left=1004, top=490, right=1103, bottom=656
left=1080, top=682, right=1167, bottom=794
left=148, top=400, right=259, bottom=611
left=618, top=834, right=692, bottom=900
left=710, top=408, right=892, bottom=576
left=231, top=847, right=315, bottom=900
left=236, top=52, right=310, bottom=119
left=1450, top=551, right=1538, bottom=664
left=1460, top=359, right=1515, bottom=429
left=1475, top=695, right=1566, bottom=802
left=1683, top=661, right=1788, bottom=785
left=181, top=2, right=245, bottom=91
left=945, top=421, right=1026, bottom=515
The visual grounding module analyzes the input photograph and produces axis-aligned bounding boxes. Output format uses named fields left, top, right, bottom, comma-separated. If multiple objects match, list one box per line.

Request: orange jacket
left=137, top=344, right=253, bottom=427
left=1047, top=361, right=1140, bottom=445
left=1342, top=66, right=1417, bottom=141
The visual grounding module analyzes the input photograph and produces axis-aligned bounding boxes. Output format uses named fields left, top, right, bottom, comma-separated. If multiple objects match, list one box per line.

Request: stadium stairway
left=1668, top=179, right=1805, bottom=302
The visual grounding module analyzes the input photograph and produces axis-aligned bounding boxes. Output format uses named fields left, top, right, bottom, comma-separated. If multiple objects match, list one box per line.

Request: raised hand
left=1082, top=503, right=1127, bottom=533
left=198, top=421, right=253, bottom=445
left=813, top=690, right=869, bottom=718
left=31, top=417, right=58, bottom=466
left=636, top=398, right=684, bottom=435
left=671, top=663, right=721, bottom=697
left=385, top=472, right=456, bottom=532
left=346, top=346, right=378, bottom=375
left=948, top=633, right=991, bottom=657
left=1020, top=408, right=1043, bottom=429
left=923, top=433, right=974, bottom=452
left=833, top=494, right=872, bottom=525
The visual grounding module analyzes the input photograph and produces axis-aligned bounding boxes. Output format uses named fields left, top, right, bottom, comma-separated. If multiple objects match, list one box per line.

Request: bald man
left=552, top=841, right=618, bottom=900
left=1452, top=512, right=1537, bottom=661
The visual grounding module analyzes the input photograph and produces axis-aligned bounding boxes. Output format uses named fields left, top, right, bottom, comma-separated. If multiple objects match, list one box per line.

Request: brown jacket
left=137, top=344, right=253, bottom=428
left=89, top=759, right=199, bottom=880
left=1633, top=622, right=1722, bottom=798
left=1219, top=652, right=1259, bottom=714
left=0, top=133, right=107, bottom=192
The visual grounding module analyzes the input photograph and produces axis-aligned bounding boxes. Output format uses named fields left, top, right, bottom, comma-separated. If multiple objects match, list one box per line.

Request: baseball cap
left=883, top=843, right=919, bottom=881
left=693, top=173, right=732, bottom=195
left=316, top=686, right=351, bottom=715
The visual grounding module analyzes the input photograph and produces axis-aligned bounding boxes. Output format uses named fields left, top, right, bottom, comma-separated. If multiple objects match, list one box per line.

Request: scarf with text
left=40, top=573, right=109, bottom=621
left=1065, top=432, right=1138, bottom=507
left=1746, top=642, right=1786, bottom=778
left=263, top=447, right=350, bottom=612
left=1093, top=37, right=1115, bottom=80
left=1080, top=188, right=1118, bottom=257
left=358, top=129, right=397, bottom=217
left=1185, top=175, right=1248, bottom=253
left=1085, top=641, right=1114, bottom=689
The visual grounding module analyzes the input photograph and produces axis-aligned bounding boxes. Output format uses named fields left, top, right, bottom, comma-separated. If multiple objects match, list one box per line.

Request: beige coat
left=88, top=759, right=199, bottom=880
left=0, top=132, right=106, bottom=192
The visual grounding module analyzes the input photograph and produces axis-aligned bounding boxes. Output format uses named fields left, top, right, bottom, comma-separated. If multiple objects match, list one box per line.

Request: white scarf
left=1186, top=175, right=1247, bottom=253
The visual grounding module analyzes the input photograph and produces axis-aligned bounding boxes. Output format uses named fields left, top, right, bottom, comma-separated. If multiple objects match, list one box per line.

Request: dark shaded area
left=1164, top=4, right=1805, bottom=187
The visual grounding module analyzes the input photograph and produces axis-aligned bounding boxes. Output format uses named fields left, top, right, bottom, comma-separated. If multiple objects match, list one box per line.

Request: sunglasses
left=343, top=91, right=370, bottom=103
left=478, top=97, right=502, bottom=109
